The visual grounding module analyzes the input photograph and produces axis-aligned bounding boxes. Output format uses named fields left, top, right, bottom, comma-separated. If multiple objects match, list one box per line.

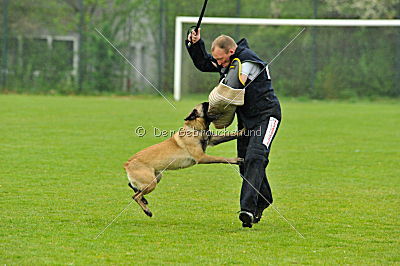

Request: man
left=186, top=29, right=281, bottom=228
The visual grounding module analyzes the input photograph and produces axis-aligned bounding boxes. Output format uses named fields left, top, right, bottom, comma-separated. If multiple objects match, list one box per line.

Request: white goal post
left=174, top=16, right=400, bottom=101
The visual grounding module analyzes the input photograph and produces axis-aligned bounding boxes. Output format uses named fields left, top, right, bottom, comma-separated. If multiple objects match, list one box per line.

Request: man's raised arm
left=185, top=29, right=219, bottom=73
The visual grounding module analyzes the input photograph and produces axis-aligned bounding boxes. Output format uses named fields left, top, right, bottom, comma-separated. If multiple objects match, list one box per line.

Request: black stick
left=195, top=0, right=208, bottom=33
left=188, top=0, right=208, bottom=47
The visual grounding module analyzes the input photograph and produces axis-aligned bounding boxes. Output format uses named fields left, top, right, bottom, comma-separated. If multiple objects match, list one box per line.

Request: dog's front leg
left=208, top=129, right=246, bottom=146
left=198, top=154, right=243, bottom=165
left=208, top=135, right=237, bottom=146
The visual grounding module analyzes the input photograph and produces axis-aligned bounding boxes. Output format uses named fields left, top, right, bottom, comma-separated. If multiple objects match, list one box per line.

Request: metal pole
left=158, top=0, right=166, bottom=91
left=78, top=0, right=84, bottom=92
left=1, top=0, right=9, bottom=89
left=173, top=17, right=182, bottom=101
left=311, top=0, right=318, bottom=95
left=396, top=13, right=400, bottom=96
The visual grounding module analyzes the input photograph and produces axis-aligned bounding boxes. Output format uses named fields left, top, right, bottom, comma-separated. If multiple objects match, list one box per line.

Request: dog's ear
left=184, top=109, right=199, bottom=121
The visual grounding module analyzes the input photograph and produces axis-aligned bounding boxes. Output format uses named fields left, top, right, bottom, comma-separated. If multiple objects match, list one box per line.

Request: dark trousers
left=237, top=116, right=280, bottom=215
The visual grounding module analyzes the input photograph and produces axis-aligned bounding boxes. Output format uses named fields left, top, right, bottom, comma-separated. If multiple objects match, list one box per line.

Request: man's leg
left=239, top=136, right=268, bottom=214
left=255, top=117, right=280, bottom=221
left=237, top=121, right=253, bottom=227
left=237, top=121, right=248, bottom=181
left=253, top=176, right=272, bottom=223
left=239, top=117, right=280, bottom=226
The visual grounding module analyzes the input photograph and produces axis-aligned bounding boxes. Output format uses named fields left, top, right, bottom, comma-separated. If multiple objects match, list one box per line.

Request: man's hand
left=188, top=28, right=201, bottom=44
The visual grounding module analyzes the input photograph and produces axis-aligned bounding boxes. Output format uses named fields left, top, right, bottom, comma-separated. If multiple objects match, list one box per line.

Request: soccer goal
left=174, top=16, right=400, bottom=100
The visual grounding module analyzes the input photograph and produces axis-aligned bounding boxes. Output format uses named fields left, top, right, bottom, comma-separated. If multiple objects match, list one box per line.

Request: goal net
left=174, top=17, right=400, bottom=100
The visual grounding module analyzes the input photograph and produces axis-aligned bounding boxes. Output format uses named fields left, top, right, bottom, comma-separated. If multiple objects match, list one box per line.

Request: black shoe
left=239, top=211, right=254, bottom=228
left=254, top=208, right=266, bottom=224
left=254, top=211, right=262, bottom=224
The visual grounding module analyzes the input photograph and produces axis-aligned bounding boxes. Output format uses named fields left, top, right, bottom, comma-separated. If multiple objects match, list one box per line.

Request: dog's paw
left=236, top=157, right=245, bottom=165
left=144, top=209, right=153, bottom=217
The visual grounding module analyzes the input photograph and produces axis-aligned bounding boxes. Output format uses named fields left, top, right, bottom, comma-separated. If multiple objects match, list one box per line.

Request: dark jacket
left=186, top=38, right=281, bottom=129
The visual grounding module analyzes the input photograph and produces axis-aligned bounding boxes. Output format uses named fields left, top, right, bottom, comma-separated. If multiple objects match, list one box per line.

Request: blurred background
left=0, top=0, right=399, bottom=99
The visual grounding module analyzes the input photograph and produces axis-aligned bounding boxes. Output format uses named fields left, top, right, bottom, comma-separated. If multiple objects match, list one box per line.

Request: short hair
left=211, top=35, right=237, bottom=53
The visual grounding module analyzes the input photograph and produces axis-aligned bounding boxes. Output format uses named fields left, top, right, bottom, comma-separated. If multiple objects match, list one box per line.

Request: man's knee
left=245, top=143, right=269, bottom=164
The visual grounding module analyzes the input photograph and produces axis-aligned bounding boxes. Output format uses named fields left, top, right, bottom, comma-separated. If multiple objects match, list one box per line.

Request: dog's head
left=184, top=102, right=212, bottom=129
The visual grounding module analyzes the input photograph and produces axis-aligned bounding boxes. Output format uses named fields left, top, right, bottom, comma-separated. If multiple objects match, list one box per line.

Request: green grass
left=1, top=95, right=399, bottom=264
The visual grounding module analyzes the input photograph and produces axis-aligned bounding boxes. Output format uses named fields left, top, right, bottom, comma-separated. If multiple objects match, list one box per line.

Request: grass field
left=1, top=94, right=399, bottom=264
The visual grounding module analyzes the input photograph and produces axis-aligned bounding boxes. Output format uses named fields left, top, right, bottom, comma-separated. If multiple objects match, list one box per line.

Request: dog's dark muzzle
left=201, top=102, right=216, bottom=122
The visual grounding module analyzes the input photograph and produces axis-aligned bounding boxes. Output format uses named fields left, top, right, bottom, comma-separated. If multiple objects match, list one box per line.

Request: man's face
left=212, top=47, right=235, bottom=68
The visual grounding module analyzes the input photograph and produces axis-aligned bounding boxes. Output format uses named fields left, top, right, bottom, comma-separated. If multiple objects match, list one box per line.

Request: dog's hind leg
left=125, top=165, right=158, bottom=217
left=133, top=190, right=153, bottom=217
left=128, top=183, right=148, bottom=205
left=155, top=171, right=163, bottom=183
left=132, top=179, right=157, bottom=217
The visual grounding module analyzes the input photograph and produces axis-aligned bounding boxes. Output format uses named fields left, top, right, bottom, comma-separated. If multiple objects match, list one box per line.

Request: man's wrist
left=185, top=38, right=202, bottom=49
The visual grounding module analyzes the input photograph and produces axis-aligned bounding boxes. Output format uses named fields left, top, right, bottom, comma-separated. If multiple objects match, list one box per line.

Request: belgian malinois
left=124, top=102, right=243, bottom=217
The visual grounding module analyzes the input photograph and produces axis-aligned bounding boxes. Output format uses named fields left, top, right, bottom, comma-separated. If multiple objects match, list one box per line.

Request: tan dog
left=124, top=102, right=243, bottom=217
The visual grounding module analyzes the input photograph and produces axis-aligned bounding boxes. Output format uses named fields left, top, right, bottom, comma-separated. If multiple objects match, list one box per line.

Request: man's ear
left=184, top=109, right=199, bottom=121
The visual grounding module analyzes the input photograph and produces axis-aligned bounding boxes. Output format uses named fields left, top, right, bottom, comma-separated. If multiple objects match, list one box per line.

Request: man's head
left=211, top=35, right=237, bottom=68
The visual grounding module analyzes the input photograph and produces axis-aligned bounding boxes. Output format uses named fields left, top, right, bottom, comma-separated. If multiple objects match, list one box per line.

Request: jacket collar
left=230, top=38, right=249, bottom=61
